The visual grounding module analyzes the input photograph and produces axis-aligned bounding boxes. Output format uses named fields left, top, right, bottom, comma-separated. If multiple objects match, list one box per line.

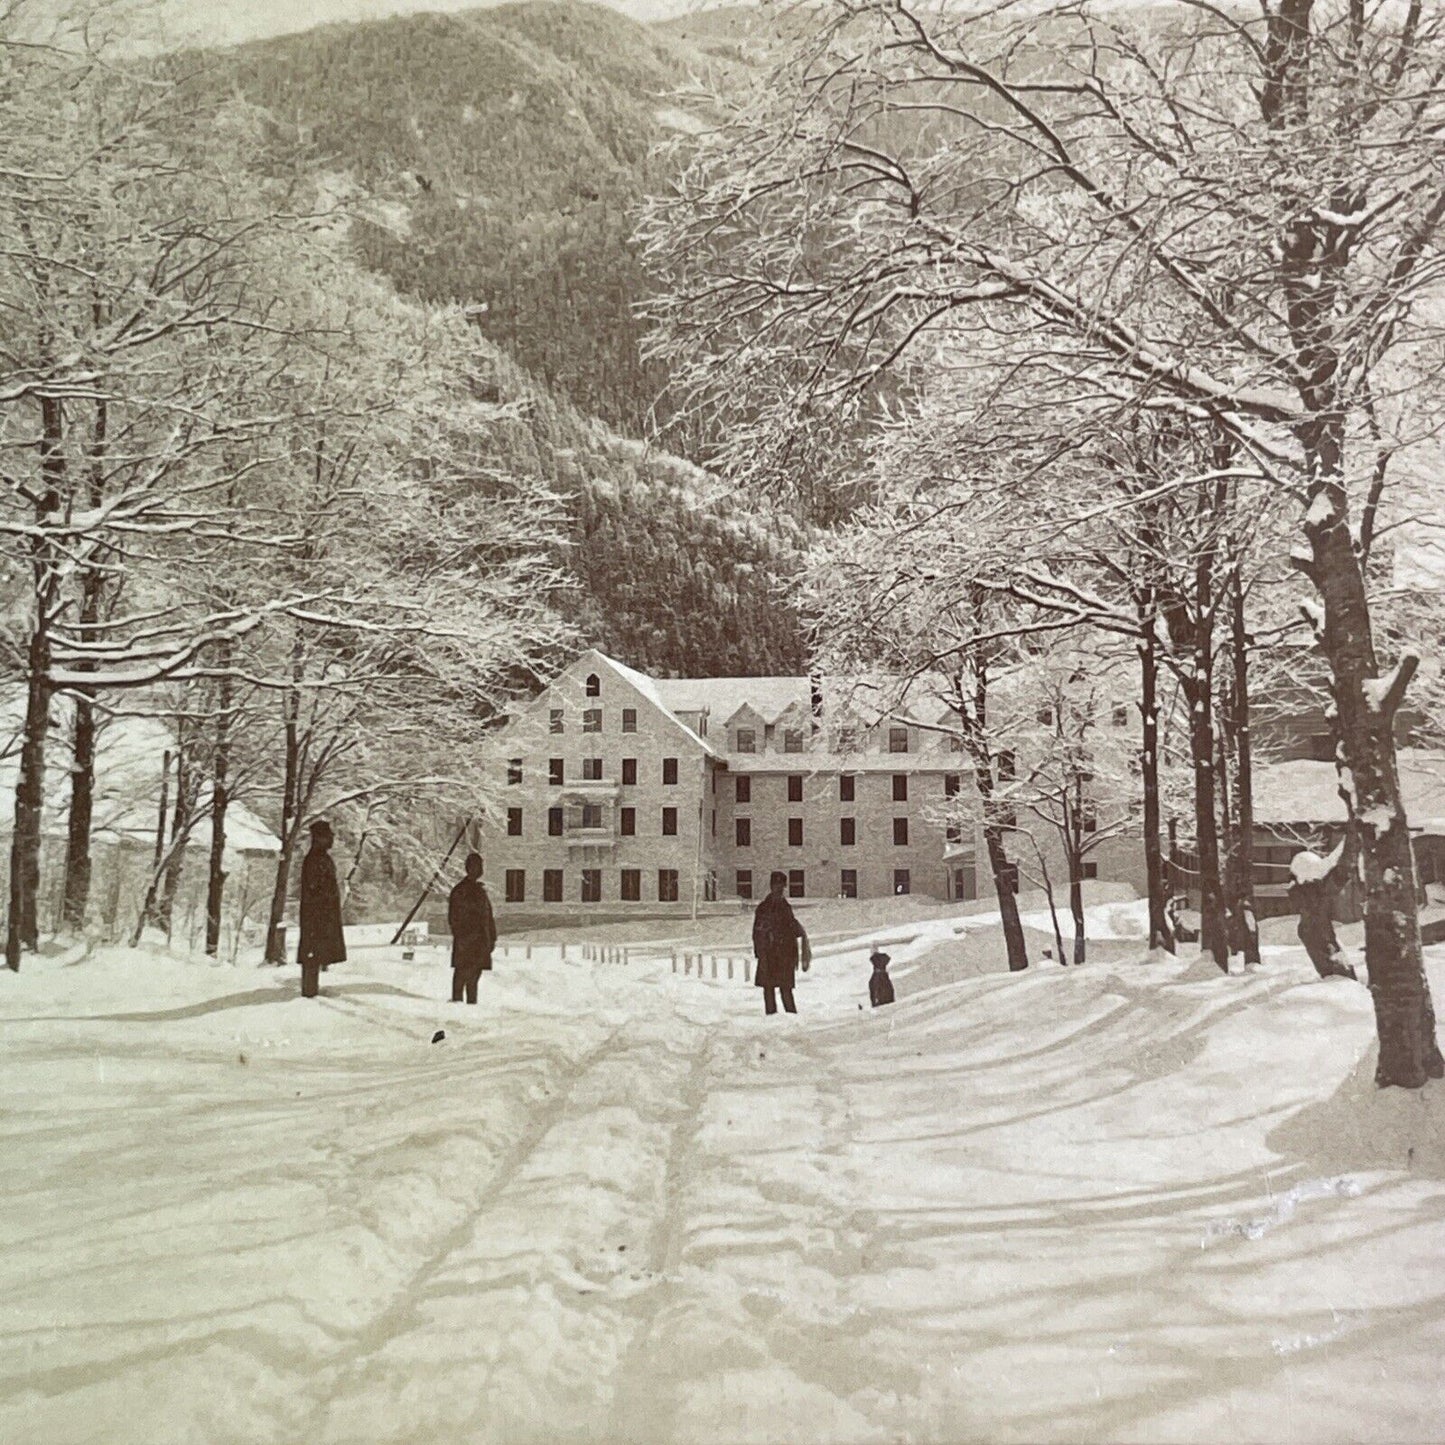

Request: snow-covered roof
left=591, top=653, right=719, bottom=758
left=651, top=675, right=811, bottom=726
left=1253, top=749, right=1445, bottom=828
left=0, top=691, right=280, bottom=857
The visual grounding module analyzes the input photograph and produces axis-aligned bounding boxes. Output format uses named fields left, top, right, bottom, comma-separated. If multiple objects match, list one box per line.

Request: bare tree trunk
left=205, top=656, right=234, bottom=957
left=1290, top=842, right=1356, bottom=981
left=61, top=396, right=109, bottom=932
left=264, top=674, right=302, bottom=965
left=156, top=745, right=191, bottom=935
left=1023, top=832, right=1066, bottom=965
left=1185, top=668, right=1228, bottom=968
left=983, top=822, right=1028, bottom=971
left=7, top=654, right=51, bottom=971
left=1218, top=697, right=1238, bottom=962
left=1068, top=858, right=1086, bottom=965
left=62, top=685, right=98, bottom=930
left=1298, top=425, right=1443, bottom=1086
left=1229, top=568, right=1261, bottom=966
left=1138, top=600, right=1174, bottom=952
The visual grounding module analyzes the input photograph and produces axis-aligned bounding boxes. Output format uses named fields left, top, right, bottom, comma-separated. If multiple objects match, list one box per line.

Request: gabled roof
left=588, top=652, right=719, bottom=757
left=652, top=675, right=810, bottom=726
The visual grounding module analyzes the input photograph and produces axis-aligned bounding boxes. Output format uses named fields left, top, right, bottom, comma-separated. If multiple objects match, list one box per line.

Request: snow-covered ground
left=4, top=908, right=1445, bottom=1444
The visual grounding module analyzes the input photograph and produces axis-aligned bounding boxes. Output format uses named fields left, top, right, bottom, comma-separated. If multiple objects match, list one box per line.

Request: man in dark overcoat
left=297, top=818, right=346, bottom=998
left=752, top=869, right=808, bottom=1015
left=448, top=851, right=498, bottom=1004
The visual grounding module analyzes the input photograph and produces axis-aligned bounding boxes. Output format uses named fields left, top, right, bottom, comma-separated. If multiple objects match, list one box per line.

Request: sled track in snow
left=296, top=1017, right=640, bottom=1434
left=604, top=1024, right=716, bottom=1442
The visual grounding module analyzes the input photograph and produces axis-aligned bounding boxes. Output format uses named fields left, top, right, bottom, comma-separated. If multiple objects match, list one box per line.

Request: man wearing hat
left=298, top=818, right=346, bottom=998
left=447, top=852, right=498, bottom=1004
left=752, top=869, right=810, bottom=1015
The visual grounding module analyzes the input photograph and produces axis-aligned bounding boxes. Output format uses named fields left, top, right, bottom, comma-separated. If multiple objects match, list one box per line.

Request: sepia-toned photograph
left=3, top=0, right=1445, bottom=1440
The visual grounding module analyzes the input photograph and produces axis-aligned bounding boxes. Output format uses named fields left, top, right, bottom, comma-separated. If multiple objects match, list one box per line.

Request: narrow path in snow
left=298, top=1015, right=640, bottom=1439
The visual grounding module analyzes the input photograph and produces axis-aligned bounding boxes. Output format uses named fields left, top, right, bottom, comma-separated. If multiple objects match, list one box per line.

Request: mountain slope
left=225, top=0, right=714, bottom=436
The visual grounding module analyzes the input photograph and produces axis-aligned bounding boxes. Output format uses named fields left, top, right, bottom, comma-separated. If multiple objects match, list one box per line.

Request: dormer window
left=736, top=727, right=756, bottom=754
left=585, top=673, right=600, bottom=698
left=783, top=728, right=804, bottom=753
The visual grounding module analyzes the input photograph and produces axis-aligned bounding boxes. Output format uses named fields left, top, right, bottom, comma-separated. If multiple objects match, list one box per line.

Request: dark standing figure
left=869, top=949, right=895, bottom=1007
left=298, top=819, right=346, bottom=999
left=753, top=869, right=808, bottom=1015
left=448, top=852, right=498, bottom=1004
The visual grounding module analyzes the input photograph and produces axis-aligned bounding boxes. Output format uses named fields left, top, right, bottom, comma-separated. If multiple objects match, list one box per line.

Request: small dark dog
left=869, top=949, right=895, bottom=1007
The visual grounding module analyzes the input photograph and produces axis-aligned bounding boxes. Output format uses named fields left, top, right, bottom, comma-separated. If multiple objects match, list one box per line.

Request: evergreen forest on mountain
left=217, top=0, right=807, bottom=678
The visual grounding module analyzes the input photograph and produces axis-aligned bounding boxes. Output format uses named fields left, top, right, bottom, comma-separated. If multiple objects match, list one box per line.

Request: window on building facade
left=736, top=818, right=751, bottom=847
left=585, top=673, right=600, bottom=697
left=944, top=773, right=961, bottom=796
left=548, top=757, right=564, bottom=786
left=1113, top=704, right=1129, bottom=727
left=548, top=807, right=563, bottom=837
left=1083, top=860, right=1099, bottom=880
left=892, top=774, right=908, bottom=802
left=704, top=871, right=717, bottom=900
left=506, top=807, right=522, bottom=837
left=736, top=727, right=756, bottom=753
left=1082, top=802, right=1097, bottom=834
left=836, top=726, right=859, bottom=753
left=621, top=757, right=637, bottom=785
left=582, top=708, right=602, bottom=733
left=711, top=809, right=716, bottom=837
left=839, top=774, right=855, bottom=803
left=840, top=817, right=856, bottom=846
left=786, top=775, right=803, bottom=803
left=581, top=803, right=602, bottom=829
left=946, top=822, right=962, bottom=843
left=840, top=868, right=858, bottom=899
left=662, top=807, right=678, bottom=836
left=582, top=757, right=602, bottom=781
left=893, top=817, right=909, bottom=846
left=889, top=726, right=909, bottom=753
left=550, top=709, right=564, bottom=734
left=581, top=869, right=601, bottom=902
left=950, top=733, right=965, bottom=751
left=783, top=728, right=804, bottom=753
left=893, top=868, right=911, bottom=896
left=620, top=869, right=641, bottom=901
left=658, top=869, right=679, bottom=903
left=543, top=869, right=563, bottom=902
left=505, top=869, right=525, bottom=903
left=998, top=805, right=1017, bottom=829
left=788, top=869, right=805, bottom=898
left=507, top=758, right=522, bottom=785
left=662, top=757, right=679, bottom=785
left=788, top=818, right=803, bottom=847
left=997, top=750, right=1015, bottom=782
left=621, top=707, right=637, bottom=733
left=736, top=869, right=753, bottom=900
left=620, top=807, right=636, bottom=836
left=735, top=776, right=751, bottom=804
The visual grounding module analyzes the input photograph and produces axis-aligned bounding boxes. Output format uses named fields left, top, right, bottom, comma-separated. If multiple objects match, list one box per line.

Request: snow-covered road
left=4, top=933, right=1444, bottom=1443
